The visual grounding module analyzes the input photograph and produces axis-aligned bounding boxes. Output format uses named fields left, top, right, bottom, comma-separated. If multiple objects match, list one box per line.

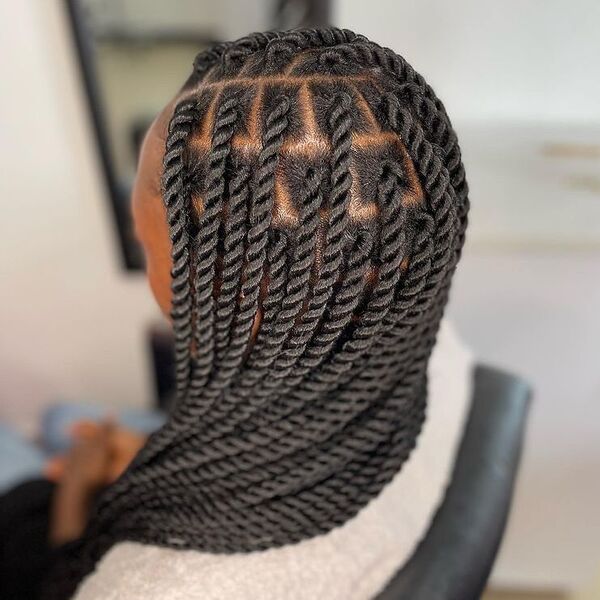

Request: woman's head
left=99, top=26, right=468, bottom=559
left=132, top=29, right=467, bottom=402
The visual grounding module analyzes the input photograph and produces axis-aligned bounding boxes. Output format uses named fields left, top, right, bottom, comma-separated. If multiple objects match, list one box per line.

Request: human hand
left=45, top=419, right=146, bottom=486
left=48, top=420, right=113, bottom=546
left=59, top=420, right=114, bottom=495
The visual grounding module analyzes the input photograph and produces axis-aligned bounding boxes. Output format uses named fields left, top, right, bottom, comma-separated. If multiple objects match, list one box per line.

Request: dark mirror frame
left=64, top=0, right=330, bottom=271
left=66, top=0, right=143, bottom=269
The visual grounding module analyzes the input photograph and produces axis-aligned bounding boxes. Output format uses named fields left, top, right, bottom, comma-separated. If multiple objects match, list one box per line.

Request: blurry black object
left=131, top=118, right=154, bottom=164
left=148, top=324, right=177, bottom=412
left=377, top=365, right=531, bottom=600
left=65, top=0, right=144, bottom=269
left=0, top=480, right=55, bottom=599
left=274, top=0, right=331, bottom=29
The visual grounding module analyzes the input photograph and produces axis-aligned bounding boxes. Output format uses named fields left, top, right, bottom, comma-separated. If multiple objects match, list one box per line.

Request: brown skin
left=131, top=97, right=179, bottom=316
left=48, top=423, right=113, bottom=546
left=47, top=421, right=146, bottom=546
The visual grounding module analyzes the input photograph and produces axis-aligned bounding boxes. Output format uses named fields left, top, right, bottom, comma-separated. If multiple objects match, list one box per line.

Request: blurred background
left=0, top=1, right=598, bottom=598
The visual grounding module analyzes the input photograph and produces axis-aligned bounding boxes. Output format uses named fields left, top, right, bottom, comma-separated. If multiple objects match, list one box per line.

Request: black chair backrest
left=376, top=365, right=531, bottom=600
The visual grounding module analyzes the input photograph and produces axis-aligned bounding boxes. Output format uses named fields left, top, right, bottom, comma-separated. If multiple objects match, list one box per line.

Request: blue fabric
left=41, top=403, right=165, bottom=454
left=0, top=405, right=164, bottom=495
left=0, top=423, right=45, bottom=495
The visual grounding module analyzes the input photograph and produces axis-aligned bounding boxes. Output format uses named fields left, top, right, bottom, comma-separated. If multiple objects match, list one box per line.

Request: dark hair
left=46, top=27, right=468, bottom=597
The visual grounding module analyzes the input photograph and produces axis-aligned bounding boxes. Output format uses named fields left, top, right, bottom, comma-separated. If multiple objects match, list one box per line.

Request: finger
left=71, top=420, right=101, bottom=440
left=44, top=456, right=66, bottom=482
left=100, top=417, right=118, bottom=445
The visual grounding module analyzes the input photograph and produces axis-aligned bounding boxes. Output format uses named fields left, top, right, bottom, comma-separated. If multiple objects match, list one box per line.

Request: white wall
left=334, top=0, right=600, bottom=591
left=336, top=0, right=600, bottom=123
left=0, top=1, right=161, bottom=432
left=448, top=252, right=600, bottom=590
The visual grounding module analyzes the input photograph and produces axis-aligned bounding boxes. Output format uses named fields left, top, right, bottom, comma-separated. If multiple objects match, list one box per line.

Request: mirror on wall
left=66, top=0, right=330, bottom=269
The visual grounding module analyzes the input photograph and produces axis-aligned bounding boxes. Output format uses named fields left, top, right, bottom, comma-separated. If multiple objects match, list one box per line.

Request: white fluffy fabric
left=75, top=320, right=473, bottom=600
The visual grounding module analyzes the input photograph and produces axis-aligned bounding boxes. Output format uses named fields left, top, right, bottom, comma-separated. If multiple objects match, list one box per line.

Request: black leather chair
left=376, top=365, right=531, bottom=600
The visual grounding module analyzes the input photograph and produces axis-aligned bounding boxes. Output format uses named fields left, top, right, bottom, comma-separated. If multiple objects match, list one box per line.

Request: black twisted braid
left=43, top=27, right=468, bottom=599
left=161, top=100, right=198, bottom=399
